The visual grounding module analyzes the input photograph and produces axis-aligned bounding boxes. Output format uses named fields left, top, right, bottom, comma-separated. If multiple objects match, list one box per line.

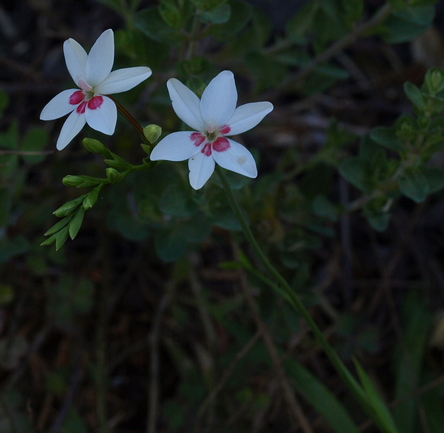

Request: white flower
left=40, top=29, right=152, bottom=150
left=150, top=70, right=273, bottom=190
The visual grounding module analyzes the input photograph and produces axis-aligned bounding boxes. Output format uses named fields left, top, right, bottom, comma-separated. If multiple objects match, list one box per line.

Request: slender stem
left=216, top=166, right=368, bottom=408
left=109, top=96, right=148, bottom=145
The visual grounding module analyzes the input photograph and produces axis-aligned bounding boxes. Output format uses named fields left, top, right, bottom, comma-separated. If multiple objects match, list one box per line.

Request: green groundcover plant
left=1, top=0, right=444, bottom=432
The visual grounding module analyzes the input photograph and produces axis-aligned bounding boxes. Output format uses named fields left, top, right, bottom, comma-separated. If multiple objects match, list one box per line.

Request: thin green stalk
left=109, top=96, right=149, bottom=145
left=216, top=167, right=371, bottom=412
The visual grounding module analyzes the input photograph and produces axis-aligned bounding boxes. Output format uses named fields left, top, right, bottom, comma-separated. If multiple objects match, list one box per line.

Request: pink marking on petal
left=88, top=96, right=104, bottom=110
left=76, top=101, right=88, bottom=114
left=220, top=125, right=231, bottom=135
left=201, top=143, right=212, bottom=156
left=70, top=91, right=85, bottom=105
left=213, top=137, right=230, bottom=152
left=191, top=132, right=205, bottom=147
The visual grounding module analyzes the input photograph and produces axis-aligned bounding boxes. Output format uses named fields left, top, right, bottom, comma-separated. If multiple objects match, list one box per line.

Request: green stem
left=216, top=166, right=369, bottom=409
left=109, top=96, right=149, bottom=145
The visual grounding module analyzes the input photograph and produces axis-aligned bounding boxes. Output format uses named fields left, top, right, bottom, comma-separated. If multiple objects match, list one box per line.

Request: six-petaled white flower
left=40, top=29, right=152, bottom=150
left=150, top=70, right=273, bottom=190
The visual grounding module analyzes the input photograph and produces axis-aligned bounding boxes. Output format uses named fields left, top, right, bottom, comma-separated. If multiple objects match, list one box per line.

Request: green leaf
left=393, top=290, right=431, bottom=433
left=421, top=166, right=444, bottom=194
left=245, top=51, right=288, bottom=92
left=158, top=0, right=182, bottom=28
left=159, top=183, right=198, bottom=217
left=107, top=209, right=151, bottom=242
left=379, top=5, right=435, bottom=44
left=397, top=167, right=428, bottom=203
left=404, top=81, right=425, bottom=110
left=354, top=359, right=400, bottom=433
left=55, top=227, right=69, bottom=251
left=370, top=127, right=405, bottom=152
left=135, top=7, right=184, bottom=44
left=155, top=215, right=211, bottom=261
left=341, top=0, right=364, bottom=25
left=339, top=157, right=370, bottom=192
left=53, top=195, right=86, bottom=217
left=0, top=121, right=19, bottom=150
left=286, top=360, right=360, bottom=433
left=68, top=207, right=86, bottom=240
left=44, top=216, right=73, bottom=236
left=285, top=1, right=320, bottom=42
left=312, top=195, right=338, bottom=221
left=363, top=206, right=391, bottom=232
left=198, top=3, right=231, bottom=23
left=208, top=0, right=252, bottom=40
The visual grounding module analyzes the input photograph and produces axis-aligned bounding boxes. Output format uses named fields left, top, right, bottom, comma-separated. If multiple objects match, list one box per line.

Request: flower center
left=69, top=90, right=103, bottom=114
left=191, top=125, right=231, bottom=157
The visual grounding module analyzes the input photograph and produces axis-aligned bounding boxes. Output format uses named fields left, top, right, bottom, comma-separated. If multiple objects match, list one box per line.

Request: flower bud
left=83, top=138, right=112, bottom=158
left=143, top=124, right=162, bottom=144
left=106, top=167, right=121, bottom=183
left=83, top=185, right=102, bottom=210
left=425, top=68, right=444, bottom=95
left=63, top=175, right=103, bottom=188
left=62, top=175, right=86, bottom=187
left=53, top=195, right=86, bottom=217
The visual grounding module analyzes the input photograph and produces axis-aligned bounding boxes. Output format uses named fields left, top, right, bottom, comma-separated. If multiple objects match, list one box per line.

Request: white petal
left=64, top=38, right=87, bottom=86
left=40, top=89, right=79, bottom=120
left=56, top=110, right=86, bottom=151
left=86, top=29, right=114, bottom=87
left=95, top=66, right=152, bottom=95
left=227, top=101, right=273, bottom=135
left=150, top=131, right=202, bottom=162
left=212, top=138, right=257, bottom=179
left=167, top=78, right=204, bottom=131
left=85, top=96, right=117, bottom=135
left=200, top=70, right=237, bottom=128
left=188, top=151, right=215, bottom=190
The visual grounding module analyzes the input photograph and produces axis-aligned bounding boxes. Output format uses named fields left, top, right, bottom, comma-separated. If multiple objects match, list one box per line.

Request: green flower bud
left=62, top=175, right=85, bottom=187
left=83, top=185, right=103, bottom=210
left=424, top=68, right=444, bottom=95
left=53, top=195, right=86, bottom=217
left=143, top=124, right=162, bottom=144
left=63, top=175, right=103, bottom=188
left=106, top=167, right=121, bottom=183
left=83, top=138, right=110, bottom=156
